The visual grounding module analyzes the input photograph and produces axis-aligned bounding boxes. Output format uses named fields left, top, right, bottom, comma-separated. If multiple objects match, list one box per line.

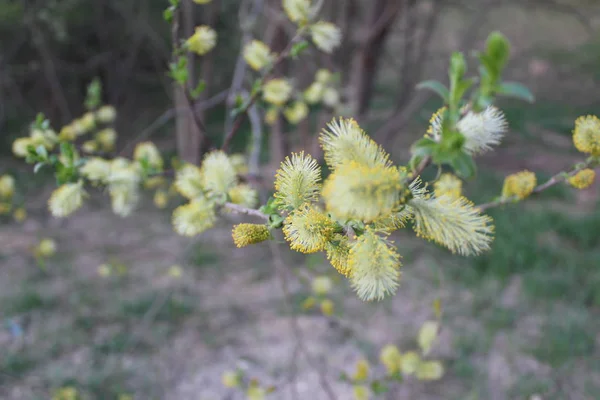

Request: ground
left=1, top=139, right=600, bottom=400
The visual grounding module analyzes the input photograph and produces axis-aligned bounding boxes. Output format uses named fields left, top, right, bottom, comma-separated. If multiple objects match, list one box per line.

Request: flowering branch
left=221, top=31, right=306, bottom=152
left=476, top=157, right=599, bottom=211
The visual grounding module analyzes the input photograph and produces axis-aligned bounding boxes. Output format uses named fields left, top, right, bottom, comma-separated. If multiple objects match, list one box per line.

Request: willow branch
left=408, top=156, right=432, bottom=184
left=222, top=202, right=269, bottom=220
left=476, top=158, right=598, bottom=212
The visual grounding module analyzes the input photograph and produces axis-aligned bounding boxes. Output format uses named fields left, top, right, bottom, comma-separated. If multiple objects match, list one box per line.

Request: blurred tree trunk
left=174, top=0, right=218, bottom=165
left=265, top=0, right=290, bottom=167
left=174, top=0, right=201, bottom=164
left=350, top=0, right=400, bottom=119
left=198, top=0, right=219, bottom=152
left=337, top=0, right=359, bottom=88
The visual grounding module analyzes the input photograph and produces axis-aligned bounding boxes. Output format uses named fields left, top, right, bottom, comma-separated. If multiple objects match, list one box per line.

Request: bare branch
left=222, top=202, right=268, bottom=220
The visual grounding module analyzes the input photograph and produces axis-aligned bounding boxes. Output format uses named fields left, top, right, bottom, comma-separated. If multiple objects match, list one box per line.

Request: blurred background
left=1, top=0, right=600, bottom=399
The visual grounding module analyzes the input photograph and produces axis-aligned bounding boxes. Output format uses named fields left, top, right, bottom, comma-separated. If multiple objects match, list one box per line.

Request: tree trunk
left=174, top=0, right=203, bottom=165
left=265, top=0, right=290, bottom=166
left=350, top=0, right=400, bottom=119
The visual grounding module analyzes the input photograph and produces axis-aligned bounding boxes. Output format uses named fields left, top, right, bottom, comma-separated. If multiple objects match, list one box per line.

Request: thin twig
left=27, top=19, right=72, bottom=123
left=246, top=92, right=264, bottom=176
left=408, top=155, right=432, bottom=184
left=117, top=90, right=228, bottom=157
left=224, top=0, right=263, bottom=134
left=223, top=202, right=268, bottom=220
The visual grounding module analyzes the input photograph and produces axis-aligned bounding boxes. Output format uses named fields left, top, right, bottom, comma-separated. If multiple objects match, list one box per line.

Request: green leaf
left=290, top=40, right=309, bottom=58
left=251, top=79, right=263, bottom=96
left=477, top=53, right=500, bottom=93
left=35, top=112, right=45, bottom=127
left=440, top=130, right=465, bottom=152
left=411, top=137, right=438, bottom=153
left=168, top=0, right=179, bottom=6
left=163, top=7, right=174, bottom=23
left=416, top=80, right=450, bottom=103
left=450, top=152, right=477, bottom=179
left=268, top=214, right=284, bottom=229
left=454, top=78, right=475, bottom=106
left=259, top=196, right=278, bottom=215
left=409, top=154, right=425, bottom=173
left=191, top=80, right=206, bottom=98
left=410, top=141, right=436, bottom=172
left=85, top=77, right=102, bottom=111
left=486, top=31, right=510, bottom=69
left=55, top=162, right=77, bottom=185
left=168, top=57, right=188, bottom=85
left=60, top=142, right=75, bottom=166
left=370, top=380, right=388, bottom=394
left=448, top=52, right=468, bottom=116
left=496, top=81, right=534, bottom=103
left=449, top=52, right=466, bottom=84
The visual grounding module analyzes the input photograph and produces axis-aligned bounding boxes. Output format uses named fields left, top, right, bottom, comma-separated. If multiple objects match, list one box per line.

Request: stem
left=222, top=202, right=269, bottom=220
left=408, top=156, right=432, bottom=184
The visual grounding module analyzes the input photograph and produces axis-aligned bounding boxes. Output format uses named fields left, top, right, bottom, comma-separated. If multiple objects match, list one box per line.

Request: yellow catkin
left=433, top=173, right=462, bottom=199
left=243, top=40, right=274, bottom=71
left=186, top=25, right=216, bottom=56
left=353, top=385, right=370, bottom=400
left=282, top=204, right=336, bottom=253
left=502, top=170, right=537, bottom=200
left=352, top=359, right=370, bottom=381
left=320, top=299, right=334, bottom=316
left=221, top=370, right=240, bottom=387
left=231, top=223, right=270, bottom=247
left=573, top=115, right=600, bottom=156
left=409, top=192, right=494, bottom=256
left=379, top=345, right=402, bottom=375
left=322, top=161, right=402, bottom=222
left=325, top=235, right=352, bottom=276
left=262, top=78, right=293, bottom=106
left=274, top=152, right=321, bottom=210
left=568, top=168, right=595, bottom=189
left=348, top=228, right=401, bottom=301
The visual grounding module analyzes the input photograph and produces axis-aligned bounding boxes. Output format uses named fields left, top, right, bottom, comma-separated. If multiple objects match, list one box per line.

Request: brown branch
left=27, top=20, right=72, bottom=123
left=222, top=202, right=268, bottom=220
left=476, top=159, right=599, bottom=212
left=408, top=155, right=432, bottom=184
left=362, top=0, right=402, bottom=44
left=118, top=90, right=228, bottom=157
